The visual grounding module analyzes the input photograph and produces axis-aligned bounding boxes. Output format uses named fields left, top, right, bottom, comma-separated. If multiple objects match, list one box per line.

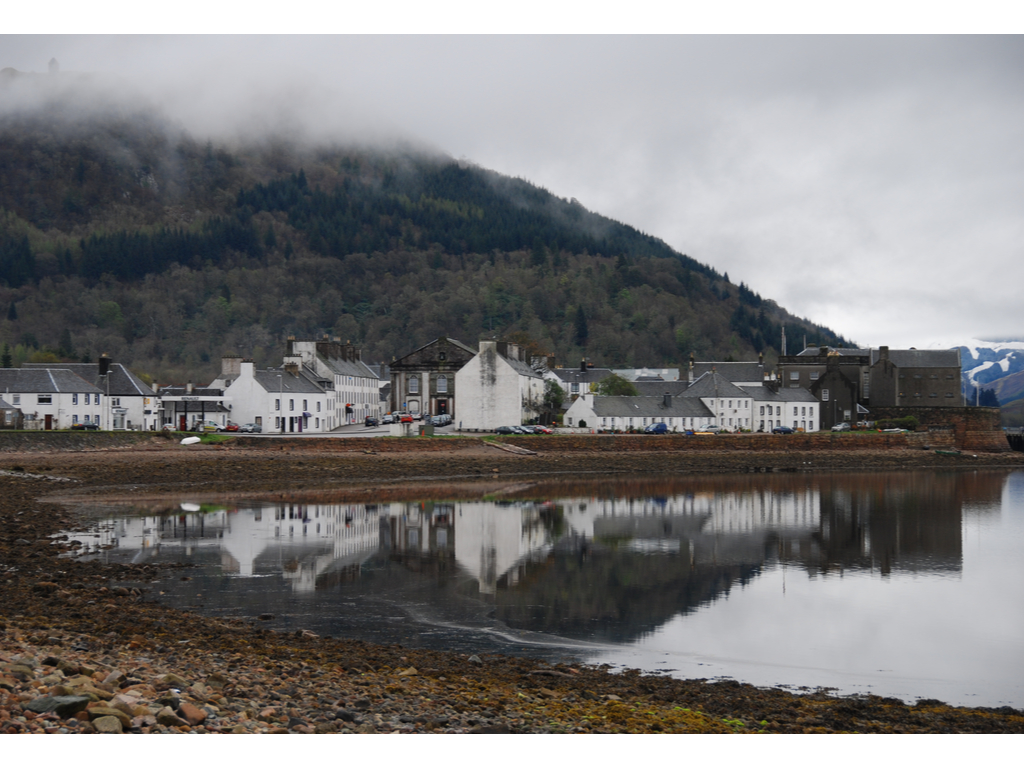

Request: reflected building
left=63, top=471, right=1010, bottom=645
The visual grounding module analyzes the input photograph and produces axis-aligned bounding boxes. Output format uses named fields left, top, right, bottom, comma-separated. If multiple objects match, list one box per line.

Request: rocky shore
left=2, top=434, right=1023, bottom=734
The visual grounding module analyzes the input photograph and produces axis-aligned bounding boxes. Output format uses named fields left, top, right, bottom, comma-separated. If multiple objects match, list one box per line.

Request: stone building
left=389, top=337, right=477, bottom=417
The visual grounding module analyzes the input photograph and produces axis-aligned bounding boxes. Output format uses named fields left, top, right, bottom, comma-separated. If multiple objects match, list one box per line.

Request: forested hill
left=0, top=75, right=848, bottom=383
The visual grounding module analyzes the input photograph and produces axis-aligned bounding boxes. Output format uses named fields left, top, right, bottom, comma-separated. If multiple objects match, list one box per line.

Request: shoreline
left=2, top=437, right=1023, bottom=733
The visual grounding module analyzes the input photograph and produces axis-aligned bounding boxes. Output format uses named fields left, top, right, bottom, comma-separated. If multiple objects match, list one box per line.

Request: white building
left=455, top=340, right=546, bottom=430
left=564, top=392, right=715, bottom=432
left=0, top=368, right=104, bottom=429
left=221, top=359, right=330, bottom=433
left=284, top=337, right=380, bottom=426
left=24, top=359, right=158, bottom=431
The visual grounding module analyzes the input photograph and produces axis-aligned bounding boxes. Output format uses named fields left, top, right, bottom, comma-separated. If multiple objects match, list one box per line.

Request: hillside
left=0, top=70, right=847, bottom=383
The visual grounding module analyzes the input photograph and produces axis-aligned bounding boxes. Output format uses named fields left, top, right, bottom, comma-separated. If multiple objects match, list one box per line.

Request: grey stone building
left=389, top=337, right=478, bottom=417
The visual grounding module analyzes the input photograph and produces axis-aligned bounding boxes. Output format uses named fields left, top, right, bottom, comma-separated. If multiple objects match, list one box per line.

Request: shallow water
left=63, top=469, right=1024, bottom=708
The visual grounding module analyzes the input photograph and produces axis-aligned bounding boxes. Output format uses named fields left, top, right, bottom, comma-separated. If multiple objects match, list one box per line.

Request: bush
left=876, top=416, right=920, bottom=431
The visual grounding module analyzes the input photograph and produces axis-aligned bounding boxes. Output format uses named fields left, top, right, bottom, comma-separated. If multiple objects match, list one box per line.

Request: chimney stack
left=98, top=354, right=111, bottom=377
left=663, top=392, right=672, bottom=408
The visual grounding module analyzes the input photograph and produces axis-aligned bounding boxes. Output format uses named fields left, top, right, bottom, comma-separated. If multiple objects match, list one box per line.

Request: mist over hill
left=0, top=69, right=848, bottom=384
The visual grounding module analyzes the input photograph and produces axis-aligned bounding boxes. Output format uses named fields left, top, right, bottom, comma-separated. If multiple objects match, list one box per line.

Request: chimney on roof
left=285, top=362, right=299, bottom=376
left=186, top=380, right=193, bottom=394
left=879, top=345, right=889, bottom=362
left=221, top=355, right=242, bottom=377
left=98, top=354, right=111, bottom=377
left=580, top=358, right=587, bottom=372
left=663, top=392, right=672, bottom=408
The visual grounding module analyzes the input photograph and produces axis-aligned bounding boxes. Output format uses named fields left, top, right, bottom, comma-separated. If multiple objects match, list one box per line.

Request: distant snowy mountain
left=926, top=338, right=1024, bottom=404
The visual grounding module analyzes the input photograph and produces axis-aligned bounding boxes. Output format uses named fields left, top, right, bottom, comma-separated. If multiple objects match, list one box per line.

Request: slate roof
left=739, top=385, right=818, bottom=403
left=588, top=396, right=714, bottom=419
left=499, top=350, right=544, bottom=379
left=0, top=368, right=102, bottom=394
left=550, top=367, right=614, bottom=385
left=682, top=371, right=748, bottom=399
left=319, top=354, right=379, bottom=380
left=796, top=346, right=871, bottom=357
left=254, top=367, right=327, bottom=395
left=870, top=349, right=961, bottom=368
left=24, top=362, right=154, bottom=397
left=633, top=380, right=690, bottom=397
left=691, top=362, right=764, bottom=383
left=0, top=397, right=17, bottom=410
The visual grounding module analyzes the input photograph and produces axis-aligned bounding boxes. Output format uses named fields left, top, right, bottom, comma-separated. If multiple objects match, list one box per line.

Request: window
left=409, top=377, right=419, bottom=394
left=73, top=393, right=78, bottom=405
left=289, top=399, right=295, bottom=411
left=793, top=407, right=798, bottom=416
left=72, top=414, right=78, bottom=424
left=789, top=372, right=799, bottom=381
left=810, top=372, right=819, bottom=380
left=95, top=395, right=100, bottom=406
left=946, top=393, right=954, bottom=398
left=801, top=407, right=806, bottom=416
left=302, top=399, right=308, bottom=411
left=111, top=398, right=120, bottom=407
left=760, top=405, right=764, bottom=415
left=317, top=401, right=321, bottom=412
left=38, top=394, right=52, bottom=404
left=437, top=375, right=448, bottom=393
left=822, top=389, right=830, bottom=401
left=275, top=399, right=281, bottom=411
left=12, top=395, right=19, bottom=405
left=728, top=400, right=732, bottom=408
left=571, top=383, right=579, bottom=394
left=84, top=393, right=90, bottom=405
left=929, top=392, right=938, bottom=398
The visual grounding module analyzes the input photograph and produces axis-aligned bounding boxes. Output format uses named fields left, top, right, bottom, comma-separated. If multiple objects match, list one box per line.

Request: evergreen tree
left=1, top=343, right=11, bottom=369
left=574, top=305, right=589, bottom=346
left=58, top=328, right=75, bottom=359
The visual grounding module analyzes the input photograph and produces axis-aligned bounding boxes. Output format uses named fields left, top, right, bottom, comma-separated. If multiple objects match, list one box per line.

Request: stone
left=87, top=706, right=132, bottom=728
left=398, top=667, right=418, bottom=677
left=468, top=655, right=483, bottom=665
left=92, top=715, right=123, bottom=734
left=178, top=701, right=207, bottom=726
left=103, top=669, right=126, bottom=686
left=158, top=673, right=190, bottom=688
left=156, top=706, right=189, bottom=727
left=24, top=695, right=93, bottom=718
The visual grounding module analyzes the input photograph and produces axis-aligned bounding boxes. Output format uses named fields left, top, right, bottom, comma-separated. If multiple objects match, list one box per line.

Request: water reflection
left=66, top=470, right=1022, bottom=707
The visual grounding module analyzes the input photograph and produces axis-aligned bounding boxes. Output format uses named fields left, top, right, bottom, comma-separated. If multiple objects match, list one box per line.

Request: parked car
left=495, top=426, right=515, bottom=435
left=772, top=425, right=795, bottom=434
left=193, top=421, right=219, bottom=433
left=831, top=422, right=851, bottom=432
left=218, top=422, right=240, bottom=432
left=644, top=422, right=669, bottom=434
left=239, top=423, right=262, bottom=433
left=365, top=417, right=379, bottom=427
left=532, top=425, right=553, bottom=434
left=382, top=414, right=394, bottom=424
left=400, top=413, right=414, bottom=423
left=697, top=425, right=723, bottom=434
left=71, top=422, right=100, bottom=430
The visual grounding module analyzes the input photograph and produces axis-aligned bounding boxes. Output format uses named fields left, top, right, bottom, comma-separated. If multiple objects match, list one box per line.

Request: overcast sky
left=3, top=31, right=1022, bottom=350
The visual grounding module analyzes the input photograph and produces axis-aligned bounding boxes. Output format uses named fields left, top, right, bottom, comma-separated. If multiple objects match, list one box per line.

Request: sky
left=3, top=19, right=1023, bottom=351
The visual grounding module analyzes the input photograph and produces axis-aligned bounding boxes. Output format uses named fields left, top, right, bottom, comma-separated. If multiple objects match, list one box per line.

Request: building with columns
left=389, top=337, right=477, bottom=417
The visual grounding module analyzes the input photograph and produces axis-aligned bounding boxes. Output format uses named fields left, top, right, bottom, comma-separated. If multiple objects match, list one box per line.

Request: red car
left=218, top=422, right=240, bottom=432
left=532, top=425, right=553, bottom=434
left=400, top=414, right=414, bottom=423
